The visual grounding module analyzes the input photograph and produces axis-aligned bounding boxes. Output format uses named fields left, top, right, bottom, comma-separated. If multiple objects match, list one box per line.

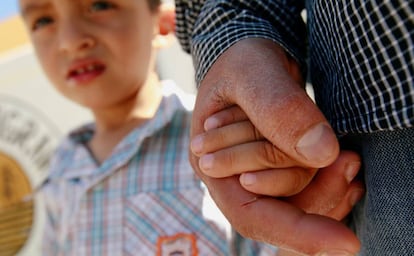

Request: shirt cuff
left=176, top=1, right=307, bottom=85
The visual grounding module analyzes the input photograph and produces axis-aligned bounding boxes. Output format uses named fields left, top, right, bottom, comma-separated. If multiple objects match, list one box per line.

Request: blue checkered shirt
left=40, top=82, right=277, bottom=256
left=176, top=0, right=414, bottom=135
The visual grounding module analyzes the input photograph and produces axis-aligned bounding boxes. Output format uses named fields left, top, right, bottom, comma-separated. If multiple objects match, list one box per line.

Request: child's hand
left=191, top=106, right=364, bottom=221
left=191, top=105, right=318, bottom=196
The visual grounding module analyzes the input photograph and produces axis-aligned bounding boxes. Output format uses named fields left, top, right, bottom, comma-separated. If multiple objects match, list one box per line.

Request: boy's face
left=19, top=0, right=160, bottom=109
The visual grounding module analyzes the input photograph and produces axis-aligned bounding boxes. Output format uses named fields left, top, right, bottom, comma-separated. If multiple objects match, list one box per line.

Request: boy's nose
left=58, top=19, right=95, bottom=54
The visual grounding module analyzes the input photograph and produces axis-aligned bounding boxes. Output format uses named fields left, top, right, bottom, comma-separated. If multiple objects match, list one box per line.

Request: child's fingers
left=238, top=152, right=364, bottom=219
left=204, top=105, right=248, bottom=131
left=286, top=151, right=364, bottom=218
left=327, top=180, right=364, bottom=221
left=198, top=141, right=300, bottom=177
left=239, top=167, right=318, bottom=197
left=191, top=120, right=263, bottom=156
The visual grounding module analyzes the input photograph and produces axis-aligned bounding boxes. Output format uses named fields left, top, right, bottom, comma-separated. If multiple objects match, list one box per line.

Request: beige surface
left=0, top=15, right=29, bottom=55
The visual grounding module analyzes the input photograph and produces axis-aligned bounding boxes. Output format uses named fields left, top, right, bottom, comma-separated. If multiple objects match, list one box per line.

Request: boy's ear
left=153, top=4, right=175, bottom=49
left=158, top=4, right=175, bottom=36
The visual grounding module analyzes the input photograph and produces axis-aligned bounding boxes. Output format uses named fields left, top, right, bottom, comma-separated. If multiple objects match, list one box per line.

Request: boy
left=18, top=0, right=279, bottom=255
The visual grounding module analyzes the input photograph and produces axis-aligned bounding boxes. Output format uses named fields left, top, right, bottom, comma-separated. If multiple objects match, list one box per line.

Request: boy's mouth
left=69, top=64, right=104, bottom=76
left=67, top=61, right=106, bottom=84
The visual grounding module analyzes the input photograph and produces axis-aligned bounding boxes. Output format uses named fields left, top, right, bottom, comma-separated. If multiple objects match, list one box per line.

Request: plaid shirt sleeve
left=175, top=0, right=307, bottom=85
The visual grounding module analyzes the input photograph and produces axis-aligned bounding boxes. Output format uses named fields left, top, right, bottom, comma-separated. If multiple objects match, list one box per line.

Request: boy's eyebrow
left=20, top=2, right=49, bottom=18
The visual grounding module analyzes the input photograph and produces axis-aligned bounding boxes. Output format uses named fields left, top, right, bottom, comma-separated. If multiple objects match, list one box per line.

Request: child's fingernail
left=240, top=173, right=256, bottom=186
left=345, top=161, right=361, bottom=183
left=349, top=189, right=364, bottom=206
left=199, top=154, right=214, bottom=171
left=191, top=135, right=204, bottom=154
left=296, top=123, right=337, bottom=165
left=204, top=117, right=220, bottom=131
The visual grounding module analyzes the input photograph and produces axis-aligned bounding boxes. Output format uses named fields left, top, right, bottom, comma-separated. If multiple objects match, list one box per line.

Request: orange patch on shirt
left=157, top=233, right=198, bottom=256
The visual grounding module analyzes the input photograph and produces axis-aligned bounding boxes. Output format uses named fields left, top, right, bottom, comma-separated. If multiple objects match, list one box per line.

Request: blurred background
left=0, top=1, right=196, bottom=255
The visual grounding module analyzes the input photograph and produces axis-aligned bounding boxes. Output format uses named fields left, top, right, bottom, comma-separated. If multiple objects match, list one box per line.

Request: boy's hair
left=148, top=0, right=161, bottom=12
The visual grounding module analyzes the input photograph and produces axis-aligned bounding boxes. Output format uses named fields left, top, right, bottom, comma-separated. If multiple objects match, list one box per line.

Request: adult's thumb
left=295, top=122, right=339, bottom=167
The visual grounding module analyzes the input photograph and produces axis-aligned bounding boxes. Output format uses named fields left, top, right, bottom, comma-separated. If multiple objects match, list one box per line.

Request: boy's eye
left=33, top=17, right=53, bottom=31
left=90, top=1, right=115, bottom=12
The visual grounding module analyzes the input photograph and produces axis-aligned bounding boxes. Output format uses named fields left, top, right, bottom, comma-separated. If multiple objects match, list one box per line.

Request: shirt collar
left=47, top=81, right=194, bottom=181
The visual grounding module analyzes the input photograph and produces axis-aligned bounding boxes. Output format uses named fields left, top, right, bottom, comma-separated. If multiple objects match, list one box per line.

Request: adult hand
left=190, top=38, right=360, bottom=255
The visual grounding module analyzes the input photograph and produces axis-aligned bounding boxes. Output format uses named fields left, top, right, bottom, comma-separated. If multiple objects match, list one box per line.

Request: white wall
left=157, top=38, right=196, bottom=94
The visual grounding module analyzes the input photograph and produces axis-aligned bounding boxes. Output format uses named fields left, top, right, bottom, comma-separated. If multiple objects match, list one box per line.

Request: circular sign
left=0, top=152, right=33, bottom=256
left=0, top=95, right=61, bottom=256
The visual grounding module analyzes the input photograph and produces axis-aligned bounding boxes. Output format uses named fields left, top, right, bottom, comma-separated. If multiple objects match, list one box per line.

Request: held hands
left=191, top=106, right=364, bottom=256
left=192, top=105, right=319, bottom=197
left=189, top=38, right=364, bottom=255
left=192, top=106, right=364, bottom=221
